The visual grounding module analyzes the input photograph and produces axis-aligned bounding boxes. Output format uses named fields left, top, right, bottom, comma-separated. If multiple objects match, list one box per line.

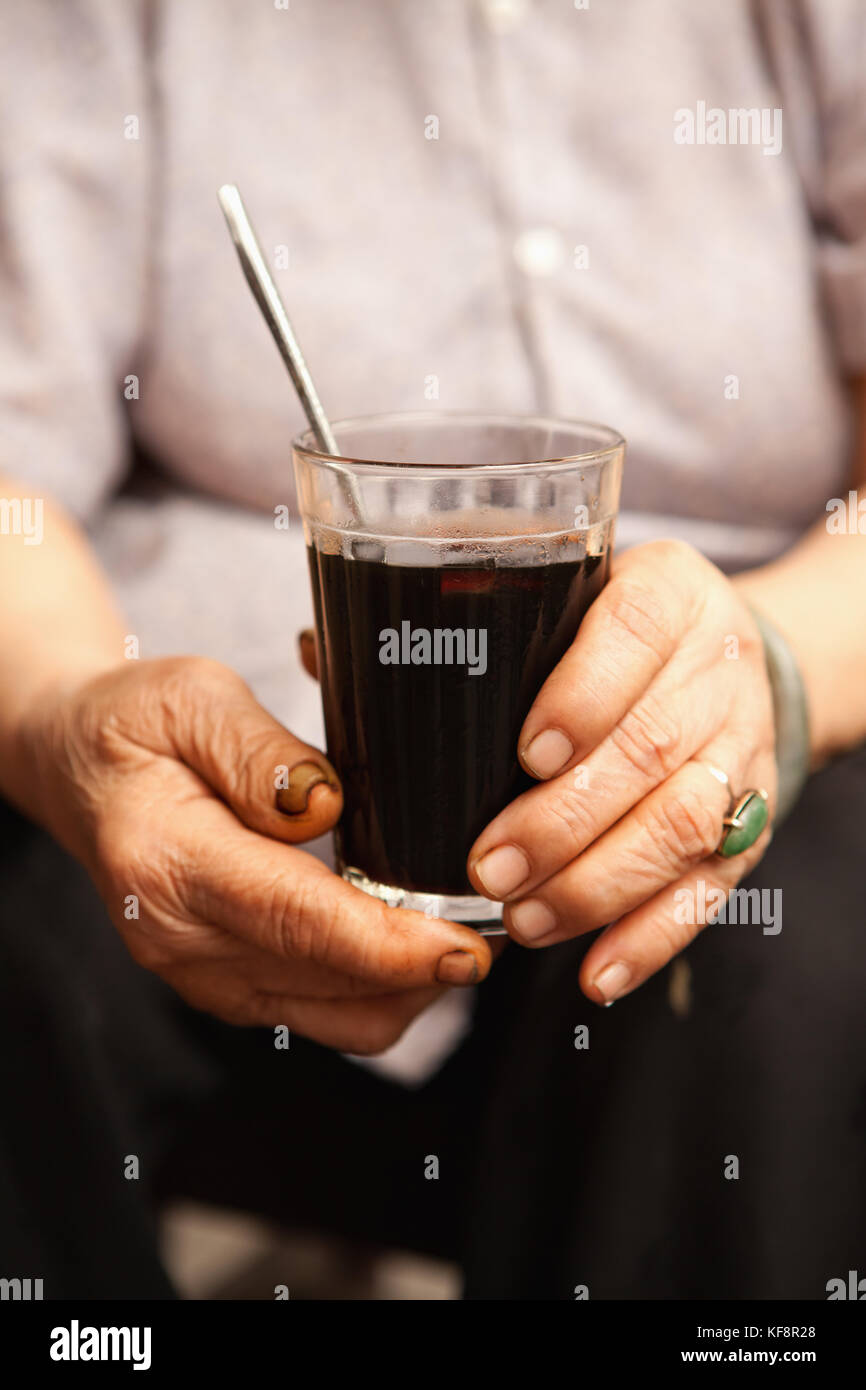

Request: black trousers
left=1, top=746, right=865, bottom=1300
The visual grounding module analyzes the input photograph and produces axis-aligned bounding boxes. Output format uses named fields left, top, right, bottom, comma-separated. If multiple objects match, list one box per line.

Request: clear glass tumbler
left=292, top=412, right=624, bottom=931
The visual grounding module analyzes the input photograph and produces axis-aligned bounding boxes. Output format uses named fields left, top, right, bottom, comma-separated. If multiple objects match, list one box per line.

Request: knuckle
left=93, top=815, right=191, bottom=971
left=270, top=874, right=395, bottom=982
left=155, top=656, right=247, bottom=743
left=161, top=654, right=242, bottom=690
left=616, top=835, right=672, bottom=891
left=224, top=726, right=273, bottom=804
left=646, top=537, right=701, bottom=569
left=609, top=695, right=681, bottom=781
left=270, top=872, right=332, bottom=964
left=536, top=783, right=597, bottom=849
left=604, top=578, right=675, bottom=661
left=87, top=707, right=129, bottom=765
left=645, top=785, right=722, bottom=867
left=99, top=817, right=182, bottom=911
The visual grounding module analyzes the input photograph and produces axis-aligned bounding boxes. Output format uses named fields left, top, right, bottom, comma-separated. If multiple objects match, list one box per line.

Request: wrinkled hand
left=468, top=541, right=777, bottom=1003
left=21, top=657, right=492, bottom=1050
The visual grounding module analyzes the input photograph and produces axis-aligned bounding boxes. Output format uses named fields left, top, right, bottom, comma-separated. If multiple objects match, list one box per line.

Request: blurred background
left=161, top=1203, right=458, bottom=1300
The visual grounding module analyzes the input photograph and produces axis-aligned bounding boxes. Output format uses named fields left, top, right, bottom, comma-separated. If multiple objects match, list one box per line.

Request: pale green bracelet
left=748, top=606, right=811, bottom=826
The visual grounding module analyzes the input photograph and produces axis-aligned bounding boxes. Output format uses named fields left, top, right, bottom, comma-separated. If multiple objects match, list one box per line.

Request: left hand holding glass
left=468, top=540, right=777, bottom=1004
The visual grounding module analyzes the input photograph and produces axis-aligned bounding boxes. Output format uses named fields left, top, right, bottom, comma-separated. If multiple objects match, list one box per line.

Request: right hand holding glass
left=17, top=656, right=492, bottom=1050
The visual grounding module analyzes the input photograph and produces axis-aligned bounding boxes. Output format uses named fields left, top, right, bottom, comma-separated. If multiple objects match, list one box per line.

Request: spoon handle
left=218, top=184, right=339, bottom=456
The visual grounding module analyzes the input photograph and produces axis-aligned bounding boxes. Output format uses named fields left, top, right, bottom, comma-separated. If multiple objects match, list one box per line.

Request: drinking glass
left=293, top=412, right=624, bottom=931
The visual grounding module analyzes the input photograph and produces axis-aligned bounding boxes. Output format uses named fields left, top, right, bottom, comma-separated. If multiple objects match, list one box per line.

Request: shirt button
left=479, top=0, right=531, bottom=34
left=512, top=226, right=566, bottom=277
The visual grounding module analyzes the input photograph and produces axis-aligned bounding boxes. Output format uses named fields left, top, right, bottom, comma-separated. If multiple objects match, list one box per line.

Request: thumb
left=163, top=658, right=341, bottom=844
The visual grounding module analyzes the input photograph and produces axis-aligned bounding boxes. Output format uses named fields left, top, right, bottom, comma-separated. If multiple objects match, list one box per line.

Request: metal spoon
left=217, top=184, right=364, bottom=519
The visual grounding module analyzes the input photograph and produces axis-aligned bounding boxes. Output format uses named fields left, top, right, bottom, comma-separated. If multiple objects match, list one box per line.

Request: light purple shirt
left=2, top=0, right=864, bottom=1076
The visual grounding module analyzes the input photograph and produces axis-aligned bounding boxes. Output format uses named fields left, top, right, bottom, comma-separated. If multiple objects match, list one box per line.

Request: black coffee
left=307, top=545, right=609, bottom=896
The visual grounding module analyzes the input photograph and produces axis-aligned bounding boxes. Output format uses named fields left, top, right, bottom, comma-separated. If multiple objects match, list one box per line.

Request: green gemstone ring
left=716, top=788, right=770, bottom=859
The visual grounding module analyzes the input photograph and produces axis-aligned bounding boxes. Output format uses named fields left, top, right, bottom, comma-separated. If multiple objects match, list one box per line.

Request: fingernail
left=473, top=845, right=530, bottom=900
left=275, top=760, right=338, bottom=815
left=436, top=950, right=479, bottom=986
left=298, top=628, right=315, bottom=652
left=522, top=729, right=574, bottom=779
left=592, top=961, right=632, bottom=1005
left=508, top=898, right=557, bottom=944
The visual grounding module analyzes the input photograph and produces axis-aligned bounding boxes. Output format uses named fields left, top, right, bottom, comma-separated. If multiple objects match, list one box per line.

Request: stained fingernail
left=508, top=898, right=557, bottom=944
left=436, top=950, right=479, bottom=986
left=592, top=961, right=632, bottom=1005
left=275, top=760, right=339, bottom=815
left=522, top=728, right=574, bottom=779
left=473, top=845, right=530, bottom=900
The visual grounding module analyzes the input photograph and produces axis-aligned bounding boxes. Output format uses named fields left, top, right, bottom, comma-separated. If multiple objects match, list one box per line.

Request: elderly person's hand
left=468, top=540, right=777, bottom=1004
left=19, top=657, right=492, bottom=1050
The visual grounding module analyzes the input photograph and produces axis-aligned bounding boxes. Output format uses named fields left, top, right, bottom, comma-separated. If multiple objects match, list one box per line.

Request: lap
left=462, top=743, right=866, bottom=1298
left=2, top=743, right=864, bottom=1298
left=0, top=799, right=500, bottom=1293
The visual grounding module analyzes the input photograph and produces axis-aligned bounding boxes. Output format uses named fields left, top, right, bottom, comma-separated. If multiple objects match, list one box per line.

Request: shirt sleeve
left=756, top=0, right=866, bottom=375
left=0, top=0, right=152, bottom=523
